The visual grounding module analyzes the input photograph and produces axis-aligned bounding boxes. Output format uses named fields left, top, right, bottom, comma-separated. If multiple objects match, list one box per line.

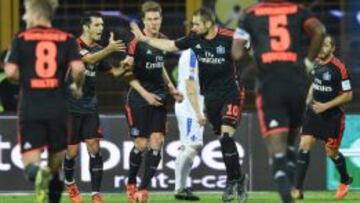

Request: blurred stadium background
left=0, top=0, right=360, bottom=202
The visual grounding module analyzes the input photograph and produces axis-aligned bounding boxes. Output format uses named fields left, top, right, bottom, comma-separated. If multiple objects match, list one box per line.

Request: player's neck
left=143, top=28, right=159, bottom=38
left=205, top=26, right=218, bottom=40
left=80, top=34, right=95, bottom=46
left=32, top=20, right=51, bottom=28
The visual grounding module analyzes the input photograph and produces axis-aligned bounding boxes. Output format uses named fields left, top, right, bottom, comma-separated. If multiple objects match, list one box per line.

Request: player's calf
left=48, top=172, right=64, bottom=203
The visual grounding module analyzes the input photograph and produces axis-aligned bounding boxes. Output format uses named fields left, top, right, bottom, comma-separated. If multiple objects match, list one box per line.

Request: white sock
left=175, top=146, right=197, bottom=192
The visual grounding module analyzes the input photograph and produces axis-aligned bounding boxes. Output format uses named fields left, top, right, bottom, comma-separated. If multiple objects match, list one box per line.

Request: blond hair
left=24, top=0, right=59, bottom=20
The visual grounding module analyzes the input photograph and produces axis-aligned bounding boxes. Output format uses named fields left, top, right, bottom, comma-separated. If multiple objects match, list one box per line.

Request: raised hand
left=107, top=32, right=126, bottom=52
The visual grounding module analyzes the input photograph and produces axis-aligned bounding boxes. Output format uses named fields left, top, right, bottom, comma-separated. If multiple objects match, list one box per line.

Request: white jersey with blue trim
left=175, top=49, right=204, bottom=115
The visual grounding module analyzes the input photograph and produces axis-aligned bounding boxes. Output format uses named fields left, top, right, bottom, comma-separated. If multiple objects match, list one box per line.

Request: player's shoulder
left=217, top=27, right=234, bottom=38
left=330, top=56, right=348, bottom=76
left=245, top=2, right=303, bottom=15
left=329, top=56, right=349, bottom=79
left=17, top=26, right=75, bottom=42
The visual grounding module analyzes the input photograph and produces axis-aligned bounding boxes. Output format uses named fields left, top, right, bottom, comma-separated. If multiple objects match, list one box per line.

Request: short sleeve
left=5, top=38, right=20, bottom=65
left=128, top=37, right=138, bottom=57
left=175, top=34, right=195, bottom=50
left=339, top=67, right=352, bottom=92
left=66, top=36, right=82, bottom=63
left=188, top=50, right=197, bottom=80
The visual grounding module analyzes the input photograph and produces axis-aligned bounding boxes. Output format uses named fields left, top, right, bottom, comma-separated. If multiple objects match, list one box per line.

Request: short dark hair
left=80, top=11, right=103, bottom=26
left=193, top=7, right=216, bottom=24
left=141, top=1, right=162, bottom=18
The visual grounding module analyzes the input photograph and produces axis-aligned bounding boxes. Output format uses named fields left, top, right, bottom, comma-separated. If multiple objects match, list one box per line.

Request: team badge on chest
left=216, top=45, right=225, bottom=54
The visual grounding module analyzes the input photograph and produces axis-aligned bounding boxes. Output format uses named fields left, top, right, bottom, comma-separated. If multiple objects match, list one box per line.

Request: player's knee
left=67, top=145, right=79, bottom=159
left=221, top=124, right=236, bottom=136
left=299, top=136, right=315, bottom=151
left=150, top=133, right=164, bottom=150
left=134, top=138, right=148, bottom=152
left=85, top=139, right=100, bottom=154
left=325, top=146, right=338, bottom=158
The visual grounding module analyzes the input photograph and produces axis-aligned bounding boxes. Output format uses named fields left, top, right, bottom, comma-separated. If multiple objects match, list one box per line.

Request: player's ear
left=205, top=20, right=212, bottom=28
left=83, top=24, right=88, bottom=32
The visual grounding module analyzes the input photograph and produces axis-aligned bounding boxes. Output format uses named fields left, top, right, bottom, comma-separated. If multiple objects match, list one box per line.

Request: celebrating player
left=124, top=1, right=183, bottom=203
left=62, top=11, right=128, bottom=203
left=293, top=35, right=353, bottom=201
left=4, top=0, right=85, bottom=202
left=131, top=7, right=247, bottom=203
left=232, top=0, right=326, bottom=202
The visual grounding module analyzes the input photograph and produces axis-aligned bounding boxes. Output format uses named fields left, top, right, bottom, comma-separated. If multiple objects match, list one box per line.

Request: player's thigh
left=323, top=113, right=345, bottom=151
left=67, top=113, right=83, bottom=145
left=220, top=91, right=244, bottom=135
left=204, top=98, right=222, bottom=136
left=81, top=113, right=101, bottom=140
left=125, top=104, right=151, bottom=138
left=288, top=87, right=307, bottom=129
left=47, top=115, right=68, bottom=153
left=150, top=106, right=167, bottom=135
left=302, top=109, right=327, bottom=144
left=256, top=89, right=290, bottom=137
left=176, top=114, right=204, bottom=146
left=19, top=118, right=47, bottom=155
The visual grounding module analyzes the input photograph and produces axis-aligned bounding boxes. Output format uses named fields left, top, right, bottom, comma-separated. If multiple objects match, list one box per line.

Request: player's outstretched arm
left=304, top=18, right=326, bottom=72
left=82, top=32, right=126, bottom=64
left=130, top=22, right=179, bottom=52
left=186, top=79, right=206, bottom=126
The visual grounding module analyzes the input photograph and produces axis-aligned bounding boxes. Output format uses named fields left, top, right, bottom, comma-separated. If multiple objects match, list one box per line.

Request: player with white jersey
left=174, top=49, right=205, bottom=201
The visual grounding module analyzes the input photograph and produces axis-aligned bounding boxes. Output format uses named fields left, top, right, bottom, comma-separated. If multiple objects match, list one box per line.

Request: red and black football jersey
left=236, top=2, right=317, bottom=84
left=5, top=25, right=81, bottom=118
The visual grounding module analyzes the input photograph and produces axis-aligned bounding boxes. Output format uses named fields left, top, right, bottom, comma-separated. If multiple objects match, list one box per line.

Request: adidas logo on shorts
left=269, top=120, right=279, bottom=128
left=23, top=142, right=32, bottom=150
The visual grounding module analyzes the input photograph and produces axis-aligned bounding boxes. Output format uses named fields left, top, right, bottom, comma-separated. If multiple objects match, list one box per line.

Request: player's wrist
left=304, top=57, right=315, bottom=73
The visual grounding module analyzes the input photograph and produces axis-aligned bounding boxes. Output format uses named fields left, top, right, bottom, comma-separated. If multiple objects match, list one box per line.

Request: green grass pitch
left=1, top=191, right=360, bottom=203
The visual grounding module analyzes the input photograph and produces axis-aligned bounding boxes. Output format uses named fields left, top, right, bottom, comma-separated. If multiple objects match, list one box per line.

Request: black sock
left=139, top=149, right=161, bottom=190
left=331, top=152, right=350, bottom=183
left=295, top=149, right=310, bottom=190
left=64, top=155, right=75, bottom=184
left=220, top=133, right=241, bottom=181
left=286, top=145, right=297, bottom=184
left=89, top=152, right=103, bottom=193
left=128, top=147, right=143, bottom=185
left=49, top=172, right=64, bottom=203
left=24, top=164, right=39, bottom=182
left=272, top=153, right=292, bottom=203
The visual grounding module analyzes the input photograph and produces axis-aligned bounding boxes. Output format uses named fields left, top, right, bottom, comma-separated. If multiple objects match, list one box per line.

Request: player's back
left=12, top=26, right=78, bottom=118
left=242, top=2, right=313, bottom=84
